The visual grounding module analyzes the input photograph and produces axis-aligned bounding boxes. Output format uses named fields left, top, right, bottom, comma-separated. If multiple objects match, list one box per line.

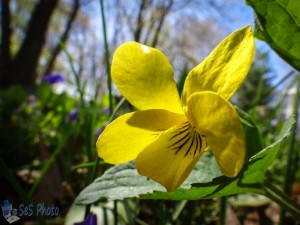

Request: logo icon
left=1, top=200, right=20, bottom=224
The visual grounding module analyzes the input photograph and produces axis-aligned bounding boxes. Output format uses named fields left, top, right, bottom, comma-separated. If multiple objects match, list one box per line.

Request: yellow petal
left=112, top=42, right=182, bottom=114
left=136, top=121, right=207, bottom=192
left=97, top=109, right=186, bottom=164
left=186, top=92, right=245, bottom=177
left=182, top=25, right=255, bottom=106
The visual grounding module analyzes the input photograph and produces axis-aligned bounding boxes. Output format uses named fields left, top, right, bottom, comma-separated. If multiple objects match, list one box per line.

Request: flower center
left=167, top=121, right=207, bottom=157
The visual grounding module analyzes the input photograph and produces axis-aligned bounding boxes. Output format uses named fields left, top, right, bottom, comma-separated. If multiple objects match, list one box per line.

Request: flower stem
left=220, top=197, right=227, bottom=225
left=171, top=200, right=188, bottom=222
left=100, top=0, right=113, bottom=114
left=84, top=0, right=114, bottom=220
left=60, top=42, right=84, bottom=106
left=280, top=77, right=300, bottom=223
left=108, top=97, right=125, bottom=121
left=264, top=180, right=300, bottom=218
left=113, top=201, right=118, bottom=225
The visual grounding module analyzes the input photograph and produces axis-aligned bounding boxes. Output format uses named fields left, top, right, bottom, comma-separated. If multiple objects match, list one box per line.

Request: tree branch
left=44, top=0, right=80, bottom=76
left=134, top=0, right=147, bottom=42
left=151, top=0, right=173, bottom=47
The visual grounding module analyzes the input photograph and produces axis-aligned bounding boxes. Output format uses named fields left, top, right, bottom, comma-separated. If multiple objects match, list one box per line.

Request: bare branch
left=134, top=0, right=147, bottom=42
left=44, top=0, right=80, bottom=75
left=151, top=0, right=173, bottom=47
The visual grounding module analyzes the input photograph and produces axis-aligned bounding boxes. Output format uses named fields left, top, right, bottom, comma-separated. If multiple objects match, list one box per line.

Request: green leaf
left=75, top=117, right=294, bottom=204
left=247, top=0, right=300, bottom=70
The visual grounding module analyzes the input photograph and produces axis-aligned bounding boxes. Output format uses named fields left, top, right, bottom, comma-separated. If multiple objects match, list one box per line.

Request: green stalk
left=86, top=97, right=125, bottom=185
left=165, top=200, right=188, bottom=225
left=103, top=207, right=108, bottom=225
left=84, top=98, right=126, bottom=219
left=158, top=202, right=167, bottom=225
left=264, top=180, right=300, bottom=218
left=113, top=201, right=118, bottom=225
left=252, top=70, right=265, bottom=110
left=219, top=197, right=227, bottom=225
left=84, top=108, right=97, bottom=172
left=176, top=64, right=189, bottom=95
left=61, top=41, right=99, bottom=222
left=100, top=0, right=113, bottom=114
left=171, top=200, right=187, bottom=222
left=85, top=0, right=117, bottom=219
left=28, top=135, right=67, bottom=198
left=280, top=77, right=300, bottom=223
left=60, top=42, right=84, bottom=106
left=264, top=70, right=295, bottom=99
left=108, top=97, right=125, bottom=122
left=28, top=122, right=73, bottom=199
left=71, top=161, right=107, bottom=170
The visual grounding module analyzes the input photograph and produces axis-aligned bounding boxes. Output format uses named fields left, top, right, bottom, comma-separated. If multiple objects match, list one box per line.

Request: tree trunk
left=1, top=0, right=59, bottom=89
left=0, top=0, right=12, bottom=87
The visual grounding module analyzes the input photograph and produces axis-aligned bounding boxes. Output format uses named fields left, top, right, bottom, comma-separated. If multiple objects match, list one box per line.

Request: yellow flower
left=97, top=25, right=255, bottom=192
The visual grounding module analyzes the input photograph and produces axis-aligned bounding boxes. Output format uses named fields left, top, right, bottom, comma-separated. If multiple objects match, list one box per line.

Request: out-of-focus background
left=0, top=0, right=299, bottom=224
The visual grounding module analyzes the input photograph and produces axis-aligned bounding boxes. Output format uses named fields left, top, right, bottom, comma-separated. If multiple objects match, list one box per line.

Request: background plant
left=0, top=0, right=299, bottom=224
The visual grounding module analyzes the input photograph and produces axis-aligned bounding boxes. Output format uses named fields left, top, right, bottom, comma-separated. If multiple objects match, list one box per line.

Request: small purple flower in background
left=84, top=100, right=90, bottom=107
left=95, top=128, right=103, bottom=137
left=74, top=213, right=97, bottom=225
left=94, top=128, right=103, bottom=144
left=103, top=108, right=110, bottom=115
left=43, top=73, right=65, bottom=85
left=68, top=110, right=79, bottom=122
left=270, top=119, right=278, bottom=127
